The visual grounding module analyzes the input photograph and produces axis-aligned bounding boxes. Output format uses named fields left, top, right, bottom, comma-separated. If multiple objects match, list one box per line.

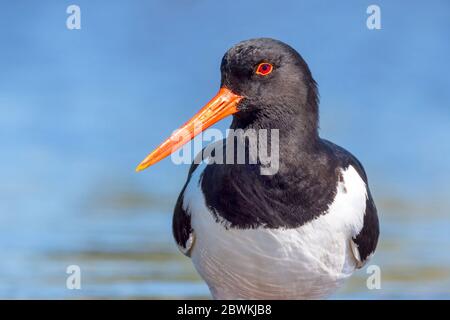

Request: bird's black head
left=136, top=38, right=320, bottom=171
left=221, top=38, right=319, bottom=135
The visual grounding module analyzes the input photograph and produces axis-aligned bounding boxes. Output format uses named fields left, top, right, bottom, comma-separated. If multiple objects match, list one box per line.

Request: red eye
left=255, top=62, right=273, bottom=76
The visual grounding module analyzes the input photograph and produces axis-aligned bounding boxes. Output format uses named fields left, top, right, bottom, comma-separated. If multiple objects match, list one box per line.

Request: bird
left=136, top=38, right=379, bottom=299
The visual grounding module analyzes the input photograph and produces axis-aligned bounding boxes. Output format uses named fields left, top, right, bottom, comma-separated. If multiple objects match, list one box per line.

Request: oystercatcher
left=136, top=38, right=379, bottom=299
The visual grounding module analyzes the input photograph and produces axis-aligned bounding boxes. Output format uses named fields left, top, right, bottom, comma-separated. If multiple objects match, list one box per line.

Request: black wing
left=172, top=151, right=205, bottom=257
left=323, top=140, right=380, bottom=267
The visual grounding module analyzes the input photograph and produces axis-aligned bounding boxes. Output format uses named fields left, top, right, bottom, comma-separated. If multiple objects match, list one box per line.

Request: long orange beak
left=136, top=87, right=243, bottom=172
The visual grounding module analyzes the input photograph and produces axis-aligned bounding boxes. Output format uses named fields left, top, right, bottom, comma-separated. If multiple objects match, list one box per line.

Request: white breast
left=182, top=161, right=368, bottom=299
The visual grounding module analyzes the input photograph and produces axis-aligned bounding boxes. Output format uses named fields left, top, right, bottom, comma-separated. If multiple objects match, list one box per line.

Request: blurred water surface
left=0, top=1, right=449, bottom=299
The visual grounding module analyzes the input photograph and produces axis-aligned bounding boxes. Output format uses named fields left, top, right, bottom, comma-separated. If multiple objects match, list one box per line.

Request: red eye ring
left=255, top=62, right=273, bottom=76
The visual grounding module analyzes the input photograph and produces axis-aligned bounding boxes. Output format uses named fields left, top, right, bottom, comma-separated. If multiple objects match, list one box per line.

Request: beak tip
left=135, top=164, right=145, bottom=172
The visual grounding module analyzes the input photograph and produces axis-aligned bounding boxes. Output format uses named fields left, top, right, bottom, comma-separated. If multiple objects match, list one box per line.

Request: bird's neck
left=230, top=102, right=320, bottom=157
